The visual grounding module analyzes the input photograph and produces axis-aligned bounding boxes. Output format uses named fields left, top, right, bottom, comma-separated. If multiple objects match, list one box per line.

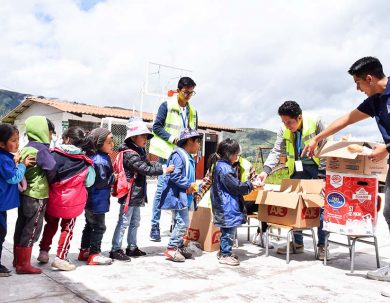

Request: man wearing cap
left=149, top=77, right=198, bottom=241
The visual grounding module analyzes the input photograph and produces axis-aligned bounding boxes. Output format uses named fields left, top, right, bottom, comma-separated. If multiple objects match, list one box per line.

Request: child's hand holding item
left=166, top=164, right=174, bottom=174
left=23, top=155, right=36, bottom=167
left=13, top=152, right=21, bottom=164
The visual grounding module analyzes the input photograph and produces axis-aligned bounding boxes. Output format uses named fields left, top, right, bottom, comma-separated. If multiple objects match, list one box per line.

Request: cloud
left=1, top=0, right=390, bottom=142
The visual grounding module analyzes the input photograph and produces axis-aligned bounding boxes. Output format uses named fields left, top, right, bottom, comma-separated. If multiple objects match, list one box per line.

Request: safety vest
left=149, top=98, right=197, bottom=159
left=238, top=157, right=252, bottom=182
left=282, top=112, right=320, bottom=176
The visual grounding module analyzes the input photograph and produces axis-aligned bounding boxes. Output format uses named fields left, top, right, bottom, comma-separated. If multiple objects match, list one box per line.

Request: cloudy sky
left=1, top=0, right=390, bottom=141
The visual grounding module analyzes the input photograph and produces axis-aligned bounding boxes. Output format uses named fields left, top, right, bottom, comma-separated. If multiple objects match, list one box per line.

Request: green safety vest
left=149, top=98, right=197, bottom=159
left=282, top=112, right=320, bottom=177
left=238, top=157, right=252, bottom=182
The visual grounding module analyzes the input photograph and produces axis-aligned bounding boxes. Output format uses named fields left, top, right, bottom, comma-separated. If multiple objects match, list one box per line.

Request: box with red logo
left=184, top=206, right=221, bottom=252
left=324, top=172, right=378, bottom=235
left=256, top=179, right=324, bottom=228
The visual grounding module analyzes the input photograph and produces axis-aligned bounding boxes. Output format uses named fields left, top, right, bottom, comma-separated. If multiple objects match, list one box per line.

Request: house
left=2, top=96, right=239, bottom=178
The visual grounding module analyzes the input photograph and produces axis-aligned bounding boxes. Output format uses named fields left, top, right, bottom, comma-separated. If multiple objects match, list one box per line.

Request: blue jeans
left=291, top=164, right=326, bottom=246
left=111, top=205, right=141, bottom=251
left=167, top=208, right=189, bottom=249
left=220, top=227, right=237, bottom=256
left=151, top=158, right=167, bottom=226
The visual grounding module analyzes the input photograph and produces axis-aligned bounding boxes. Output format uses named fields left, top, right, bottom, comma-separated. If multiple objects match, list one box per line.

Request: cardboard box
left=324, top=172, right=378, bottom=235
left=255, top=179, right=324, bottom=228
left=184, top=206, right=221, bottom=252
left=318, top=141, right=388, bottom=181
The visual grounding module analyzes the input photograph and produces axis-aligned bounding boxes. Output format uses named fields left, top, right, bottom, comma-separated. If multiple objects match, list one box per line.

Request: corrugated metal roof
left=2, top=97, right=239, bottom=132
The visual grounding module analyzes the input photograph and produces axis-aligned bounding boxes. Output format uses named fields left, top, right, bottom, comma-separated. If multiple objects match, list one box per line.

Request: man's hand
left=186, top=182, right=198, bottom=194
left=301, top=138, right=319, bottom=158
left=368, top=145, right=388, bottom=162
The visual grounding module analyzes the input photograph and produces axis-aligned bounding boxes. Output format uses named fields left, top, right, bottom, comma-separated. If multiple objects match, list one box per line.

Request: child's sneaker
left=0, top=264, right=12, bottom=277
left=164, top=248, right=185, bottom=262
left=216, top=251, right=238, bottom=260
left=219, top=255, right=240, bottom=266
left=126, top=247, right=146, bottom=257
left=37, top=250, right=49, bottom=264
left=87, top=253, right=113, bottom=265
left=51, top=257, right=76, bottom=271
left=150, top=224, right=161, bottom=242
left=109, top=249, right=131, bottom=262
left=178, top=245, right=193, bottom=259
left=78, top=248, right=90, bottom=261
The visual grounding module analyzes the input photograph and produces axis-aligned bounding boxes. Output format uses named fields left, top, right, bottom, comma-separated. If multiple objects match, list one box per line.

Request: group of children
left=0, top=115, right=260, bottom=276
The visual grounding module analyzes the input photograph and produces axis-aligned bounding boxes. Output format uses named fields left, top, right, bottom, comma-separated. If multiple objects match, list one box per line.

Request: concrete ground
left=1, top=182, right=390, bottom=303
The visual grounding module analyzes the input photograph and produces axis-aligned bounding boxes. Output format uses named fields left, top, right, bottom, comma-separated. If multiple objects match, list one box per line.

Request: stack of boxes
left=319, top=141, right=388, bottom=235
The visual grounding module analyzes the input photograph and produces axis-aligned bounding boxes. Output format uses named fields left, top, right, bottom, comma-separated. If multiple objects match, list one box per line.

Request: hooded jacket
left=20, top=116, right=56, bottom=199
left=210, top=160, right=253, bottom=228
left=47, top=145, right=95, bottom=219
left=118, top=140, right=163, bottom=207
left=0, top=150, right=26, bottom=211
left=86, top=151, right=115, bottom=213
left=159, top=147, right=195, bottom=210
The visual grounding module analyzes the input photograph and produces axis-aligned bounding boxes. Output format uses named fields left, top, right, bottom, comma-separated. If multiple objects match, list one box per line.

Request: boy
left=14, top=116, right=56, bottom=274
left=159, top=128, right=202, bottom=262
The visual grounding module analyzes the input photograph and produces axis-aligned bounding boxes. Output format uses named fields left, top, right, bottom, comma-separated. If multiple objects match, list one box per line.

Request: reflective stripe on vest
left=149, top=98, right=197, bottom=159
left=282, top=112, right=320, bottom=176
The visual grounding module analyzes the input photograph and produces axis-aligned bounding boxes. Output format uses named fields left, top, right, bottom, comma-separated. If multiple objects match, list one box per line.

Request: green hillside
left=0, top=89, right=29, bottom=117
left=222, top=128, right=276, bottom=163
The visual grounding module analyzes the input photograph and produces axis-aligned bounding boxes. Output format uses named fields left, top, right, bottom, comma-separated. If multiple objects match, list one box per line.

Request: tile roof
left=2, top=97, right=239, bottom=132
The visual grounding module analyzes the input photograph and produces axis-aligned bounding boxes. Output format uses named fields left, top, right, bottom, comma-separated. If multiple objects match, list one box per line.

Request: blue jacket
left=159, top=147, right=195, bottom=210
left=0, top=150, right=26, bottom=211
left=86, top=152, right=115, bottom=214
left=211, top=160, right=253, bottom=228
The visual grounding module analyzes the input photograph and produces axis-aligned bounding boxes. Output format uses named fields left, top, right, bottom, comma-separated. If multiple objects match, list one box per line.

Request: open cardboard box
left=256, top=179, right=324, bottom=228
left=318, top=141, right=388, bottom=182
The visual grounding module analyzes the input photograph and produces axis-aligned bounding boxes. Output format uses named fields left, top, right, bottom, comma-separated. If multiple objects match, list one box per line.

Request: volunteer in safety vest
left=149, top=77, right=198, bottom=242
left=258, top=101, right=327, bottom=260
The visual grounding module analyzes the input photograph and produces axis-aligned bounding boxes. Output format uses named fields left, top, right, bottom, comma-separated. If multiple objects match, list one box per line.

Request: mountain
left=0, top=89, right=30, bottom=118
left=222, top=128, right=276, bottom=164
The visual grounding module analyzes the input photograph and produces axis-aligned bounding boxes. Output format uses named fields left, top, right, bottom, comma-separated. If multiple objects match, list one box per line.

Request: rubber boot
left=15, top=247, right=42, bottom=274
left=12, top=244, right=16, bottom=267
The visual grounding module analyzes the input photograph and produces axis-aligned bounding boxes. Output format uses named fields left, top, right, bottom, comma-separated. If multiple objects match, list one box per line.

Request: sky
left=1, top=0, right=390, bottom=141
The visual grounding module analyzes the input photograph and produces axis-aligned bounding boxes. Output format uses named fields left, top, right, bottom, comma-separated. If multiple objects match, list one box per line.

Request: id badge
left=295, top=160, right=303, bottom=172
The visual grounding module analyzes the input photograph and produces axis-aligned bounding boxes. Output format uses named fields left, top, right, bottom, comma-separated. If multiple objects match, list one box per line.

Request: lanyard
left=180, top=106, right=188, bottom=129
left=295, top=131, right=302, bottom=159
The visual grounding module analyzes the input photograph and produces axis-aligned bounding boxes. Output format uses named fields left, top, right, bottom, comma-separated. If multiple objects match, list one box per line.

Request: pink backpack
left=112, top=149, right=136, bottom=213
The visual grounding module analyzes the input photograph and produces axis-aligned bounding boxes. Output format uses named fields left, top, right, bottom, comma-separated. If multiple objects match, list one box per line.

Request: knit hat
left=177, top=128, right=203, bottom=147
left=125, top=117, right=153, bottom=140
left=90, top=128, right=111, bottom=149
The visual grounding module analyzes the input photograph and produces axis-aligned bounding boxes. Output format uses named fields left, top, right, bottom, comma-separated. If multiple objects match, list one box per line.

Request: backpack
left=112, top=149, right=136, bottom=213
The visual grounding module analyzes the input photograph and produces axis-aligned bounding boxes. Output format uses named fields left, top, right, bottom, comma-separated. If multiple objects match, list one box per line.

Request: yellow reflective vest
left=238, top=157, right=252, bottom=182
left=149, top=98, right=197, bottom=159
left=282, top=112, right=320, bottom=176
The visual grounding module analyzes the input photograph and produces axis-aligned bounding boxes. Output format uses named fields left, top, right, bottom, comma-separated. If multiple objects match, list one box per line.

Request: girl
left=110, top=117, right=173, bottom=261
left=38, top=127, right=96, bottom=271
left=79, top=128, right=116, bottom=265
left=0, top=124, right=34, bottom=276
left=210, top=138, right=258, bottom=266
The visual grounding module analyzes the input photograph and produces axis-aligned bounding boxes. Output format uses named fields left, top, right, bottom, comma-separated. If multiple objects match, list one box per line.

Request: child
left=209, top=138, right=257, bottom=266
left=0, top=124, right=35, bottom=277
left=79, top=128, right=116, bottom=265
left=110, top=117, right=173, bottom=261
left=159, top=128, right=202, bottom=262
left=38, top=127, right=95, bottom=271
left=13, top=116, right=56, bottom=274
